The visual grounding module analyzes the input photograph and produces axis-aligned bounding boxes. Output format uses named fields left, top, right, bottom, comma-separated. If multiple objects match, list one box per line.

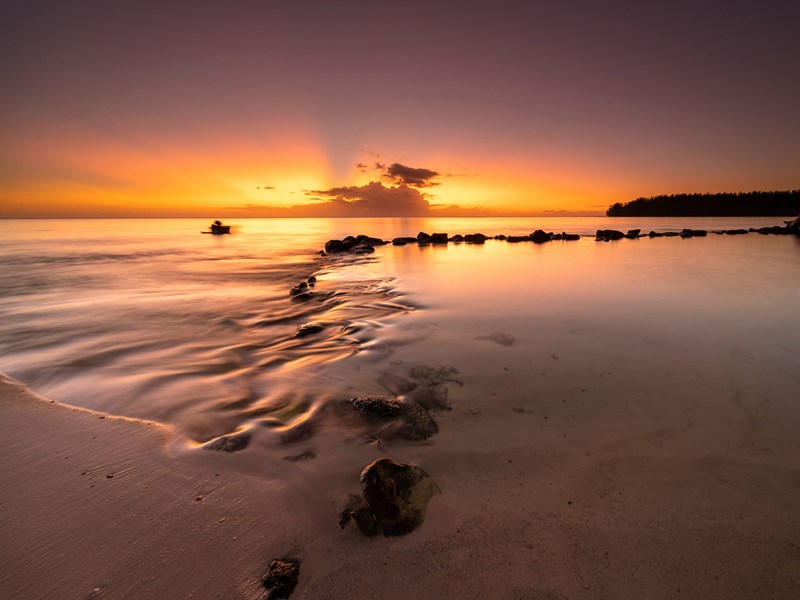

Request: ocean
left=1, top=217, right=798, bottom=448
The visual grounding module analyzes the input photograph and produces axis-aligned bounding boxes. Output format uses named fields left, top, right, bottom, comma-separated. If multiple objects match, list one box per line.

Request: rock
left=430, top=232, right=449, bottom=244
left=392, top=237, right=417, bottom=245
left=530, top=229, right=552, bottom=243
left=648, top=231, right=663, bottom=237
left=350, top=397, right=439, bottom=441
left=449, top=234, right=465, bottom=242
left=344, top=458, right=440, bottom=537
left=306, top=276, right=317, bottom=284
left=680, top=229, right=693, bottom=238
left=493, top=234, right=507, bottom=240
left=203, top=431, right=251, bottom=453
left=262, top=558, right=300, bottom=600
left=595, top=229, right=624, bottom=241
left=787, top=216, right=800, bottom=232
left=725, top=229, right=748, bottom=235
left=625, top=229, right=641, bottom=238
left=691, top=229, right=707, bottom=236
left=506, top=235, right=529, bottom=243
left=417, top=232, right=431, bottom=244
left=284, top=451, right=316, bottom=462
left=664, top=231, right=679, bottom=237
left=552, top=233, right=564, bottom=240
left=324, top=239, right=353, bottom=253
left=563, top=233, right=580, bottom=241
left=464, top=233, right=486, bottom=244
left=294, top=322, right=325, bottom=338
left=349, top=243, right=375, bottom=254
left=289, top=283, right=312, bottom=299
left=410, top=383, right=450, bottom=411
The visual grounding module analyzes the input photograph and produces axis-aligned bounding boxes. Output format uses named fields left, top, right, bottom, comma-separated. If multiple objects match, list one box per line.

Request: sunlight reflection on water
left=0, top=217, right=797, bottom=443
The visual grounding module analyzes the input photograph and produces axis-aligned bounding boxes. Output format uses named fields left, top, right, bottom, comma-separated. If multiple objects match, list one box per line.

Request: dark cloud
left=303, top=181, right=430, bottom=216
left=383, top=163, right=439, bottom=187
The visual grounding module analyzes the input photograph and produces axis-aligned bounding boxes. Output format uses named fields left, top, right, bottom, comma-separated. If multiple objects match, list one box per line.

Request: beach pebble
left=262, top=558, right=300, bottom=600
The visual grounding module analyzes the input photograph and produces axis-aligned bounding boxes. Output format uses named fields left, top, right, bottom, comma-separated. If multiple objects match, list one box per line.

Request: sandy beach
left=3, top=342, right=799, bottom=600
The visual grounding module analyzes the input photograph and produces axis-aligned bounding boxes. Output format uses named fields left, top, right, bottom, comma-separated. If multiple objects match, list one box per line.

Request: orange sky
left=2, top=2, right=798, bottom=218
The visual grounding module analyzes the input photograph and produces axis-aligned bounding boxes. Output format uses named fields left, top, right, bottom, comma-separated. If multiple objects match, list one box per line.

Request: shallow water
left=1, top=217, right=798, bottom=445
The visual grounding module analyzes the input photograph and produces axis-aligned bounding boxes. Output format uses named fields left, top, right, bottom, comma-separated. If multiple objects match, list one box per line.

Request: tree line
left=606, top=190, right=800, bottom=217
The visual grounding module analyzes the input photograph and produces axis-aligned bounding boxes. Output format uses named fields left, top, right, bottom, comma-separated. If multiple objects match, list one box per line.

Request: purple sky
left=2, top=0, right=798, bottom=216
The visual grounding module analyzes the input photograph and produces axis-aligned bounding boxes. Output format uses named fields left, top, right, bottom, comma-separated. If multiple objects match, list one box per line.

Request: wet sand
left=3, top=352, right=799, bottom=599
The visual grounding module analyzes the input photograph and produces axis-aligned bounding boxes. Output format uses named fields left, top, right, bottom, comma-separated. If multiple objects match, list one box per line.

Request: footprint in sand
left=476, top=332, right=515, bottom=347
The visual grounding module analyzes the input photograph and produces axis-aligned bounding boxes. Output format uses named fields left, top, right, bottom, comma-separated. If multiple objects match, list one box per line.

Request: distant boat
left=203, top=220, right=231, bottom=235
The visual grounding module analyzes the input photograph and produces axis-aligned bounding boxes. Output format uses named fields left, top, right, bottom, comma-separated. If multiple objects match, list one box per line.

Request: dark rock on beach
left=340, top=458, right=440, bottom=537
left=203, top=431, right=251, bottom=453
left=262, top=558, right=300, bottom=600
left=350, top=397, right=439, bottom=441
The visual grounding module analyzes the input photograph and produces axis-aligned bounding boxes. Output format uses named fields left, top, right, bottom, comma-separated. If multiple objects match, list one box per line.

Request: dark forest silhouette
left=607, top=190, right=800, bottom=217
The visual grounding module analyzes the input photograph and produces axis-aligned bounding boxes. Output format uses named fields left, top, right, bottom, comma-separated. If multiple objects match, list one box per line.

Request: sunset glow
left=2, top=2, right=798, bottom=218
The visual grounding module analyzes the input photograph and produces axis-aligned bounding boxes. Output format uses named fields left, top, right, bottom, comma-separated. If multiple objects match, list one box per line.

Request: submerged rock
left=294, top=322, right=325, bottom=338
left=341, top=458, right=440, bottom=537
left=262, top=558, right=300, bottom=600
left=203, top=431, right=251, bottom=453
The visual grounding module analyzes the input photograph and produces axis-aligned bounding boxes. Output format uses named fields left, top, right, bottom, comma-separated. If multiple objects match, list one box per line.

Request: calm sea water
left=0, top=217, right=797, bottom=442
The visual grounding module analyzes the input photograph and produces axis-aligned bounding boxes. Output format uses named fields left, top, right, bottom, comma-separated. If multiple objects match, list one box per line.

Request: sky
left=1, top=0, right=798, bottom=218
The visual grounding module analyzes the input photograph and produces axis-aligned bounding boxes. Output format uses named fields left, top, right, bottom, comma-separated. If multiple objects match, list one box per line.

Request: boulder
left=430, top=233, right=449, bottom=244
left=262, top=558, right=300, bottom=600
left=350, top=243, right=375, bottom=254
left=449, top=234, right=465, bottom=242
left=290, top=282, right=312, bottom=299
left=625, top=229, right=641, bottom=238
left=493, top=234, right=507, bottom=240
left=392, top=237, right=418, bottom=246
left=506, top=235, right=529, bottom=243
left=464, top=233, right=486, bottom=244
left=564, top=233, right=580, bottom=241
left=417, top=232, right=432, bottom=244
left=648, top=231, right=664, bottom=237
left=341, top=459, right=440, bottom=537
left=530, top=229, right=552, bottom=243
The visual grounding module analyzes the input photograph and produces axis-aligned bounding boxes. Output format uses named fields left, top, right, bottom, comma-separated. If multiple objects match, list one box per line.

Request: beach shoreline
left=3, top=364, right=799, bottom=599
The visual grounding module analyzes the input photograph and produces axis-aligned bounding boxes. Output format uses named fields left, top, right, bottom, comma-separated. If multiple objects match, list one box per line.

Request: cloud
left=256, top=185, right=275, bottom=190
left=383, top=163, right=440, bottom=187
left=302, top=181, right=431, bottom=216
